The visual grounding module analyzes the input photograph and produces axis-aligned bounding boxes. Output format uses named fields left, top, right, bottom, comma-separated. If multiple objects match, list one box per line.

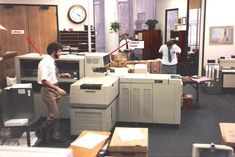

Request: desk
left=3, top=119, right=38, bottom=147
left=182, top=76, right=212, bottom=109
left=68, top=131, right=111, bottom=157
left=219, top=123, right=235, bottom=148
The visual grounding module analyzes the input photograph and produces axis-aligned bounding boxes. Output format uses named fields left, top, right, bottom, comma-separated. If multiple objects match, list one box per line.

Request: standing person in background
left=37, top=42, right=70, bottom=143
left=119, top=33, right=134, bottom=60
left=159, top=40, right=181, bottom=74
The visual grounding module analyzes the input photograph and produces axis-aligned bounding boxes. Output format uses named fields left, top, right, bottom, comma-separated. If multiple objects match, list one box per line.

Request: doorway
left=165, top=8, right=178, bottom=43
left=186, top=0, right=201, bottom=75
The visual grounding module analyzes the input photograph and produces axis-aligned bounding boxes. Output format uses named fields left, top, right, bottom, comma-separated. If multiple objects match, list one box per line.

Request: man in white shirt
left=159, top=40, right=181, bottom=74
left=37, top=42, right=70, bottom=143
left=119, top=33, right=134, bottom=60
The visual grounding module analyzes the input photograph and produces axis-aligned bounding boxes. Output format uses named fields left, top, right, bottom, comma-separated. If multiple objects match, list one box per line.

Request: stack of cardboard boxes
left=110, top=53, right=162, bottom=74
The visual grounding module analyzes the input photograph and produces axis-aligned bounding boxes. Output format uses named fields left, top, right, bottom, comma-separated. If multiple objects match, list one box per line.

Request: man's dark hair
left=166, top=40, right=174, bottom=47
left=47, top=42, right=63, bottom=55
left=123, top=33, right=129, bottom=37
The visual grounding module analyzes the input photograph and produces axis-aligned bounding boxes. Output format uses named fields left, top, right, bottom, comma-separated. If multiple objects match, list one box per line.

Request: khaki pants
left=40, top=86, right=61, bottom=140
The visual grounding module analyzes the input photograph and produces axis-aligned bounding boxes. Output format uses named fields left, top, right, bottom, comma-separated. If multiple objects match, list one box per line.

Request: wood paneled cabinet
left=134, top=30, right=162, bottom=60
left=59, top=31, right=96, bottom=52
left=0, top=5, right=58, bottom=56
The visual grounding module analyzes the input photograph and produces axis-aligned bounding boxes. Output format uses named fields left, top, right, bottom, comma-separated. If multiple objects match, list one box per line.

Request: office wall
left=104, top=0, right=119, bottom=53
left=203, top=0, right=235, bottom=65
left=156, top=0, right=187, bottom=43
left=0, top=0, right=93, bottom=31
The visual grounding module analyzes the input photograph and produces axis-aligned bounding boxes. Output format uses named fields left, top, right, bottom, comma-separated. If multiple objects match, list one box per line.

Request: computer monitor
left=192, top=143, right=234, bottom=157
left=0, top=146, right=73, bottom=157
left=85, top=52, right=111, bottom=77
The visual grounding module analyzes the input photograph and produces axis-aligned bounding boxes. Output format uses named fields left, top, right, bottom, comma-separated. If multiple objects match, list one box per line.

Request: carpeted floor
left=30, top=85, right=235, bottom=157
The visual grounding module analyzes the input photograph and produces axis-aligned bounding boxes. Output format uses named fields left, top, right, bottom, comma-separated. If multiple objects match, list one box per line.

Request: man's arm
left=173, top=44, right=181, bottom=59
left=58, top=73, right=71, bottom=78
left=174, top=44, right=182, bottom=54
left=158, top=45, right=164, bottom=58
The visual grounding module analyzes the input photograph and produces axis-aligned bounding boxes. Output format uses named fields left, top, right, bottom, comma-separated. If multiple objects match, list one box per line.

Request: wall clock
left=68, top=5, right=87, bottom=24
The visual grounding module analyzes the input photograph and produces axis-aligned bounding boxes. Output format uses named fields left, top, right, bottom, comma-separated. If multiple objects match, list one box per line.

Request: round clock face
left=68, top=5, right=87, bottom=24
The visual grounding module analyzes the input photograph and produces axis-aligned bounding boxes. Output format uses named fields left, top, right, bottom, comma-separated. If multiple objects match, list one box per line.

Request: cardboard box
left=219, top=123, right=235, bottom=148
left=134, top=64, right=148, bottom=74
left=182, top=93, right=194, bottom=110
left=109, top=127, right=148, bottom=157
left=110, top=61, right=119, bottom=67
left=111, top=53, right=127, bottom=61
left=69, top=131, right=111, bottom=157
left=118, top=60, right=127, bottom=67
left=149, top=59, right=162, bottom=73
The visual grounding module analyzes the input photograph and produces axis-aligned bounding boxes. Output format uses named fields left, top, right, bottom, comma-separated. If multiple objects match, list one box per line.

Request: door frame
left=165, top=8, right=178, bottom=43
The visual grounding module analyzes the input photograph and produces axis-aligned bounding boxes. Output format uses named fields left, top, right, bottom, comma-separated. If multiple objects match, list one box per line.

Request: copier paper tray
left=80, top=84, right=102, bottom=90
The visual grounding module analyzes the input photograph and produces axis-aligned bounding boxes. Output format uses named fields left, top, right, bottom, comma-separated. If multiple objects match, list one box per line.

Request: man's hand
left=60, top=73, right=71, bottom=78
left=56, top=87, right=67, bottom=96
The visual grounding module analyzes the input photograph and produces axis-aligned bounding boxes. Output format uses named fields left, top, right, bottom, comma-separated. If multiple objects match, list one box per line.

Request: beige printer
left=218, top=58, right=235, bottom=88
left=69, top=76, right=119, bottom=134
left=70, top=76, right=119, bottom=106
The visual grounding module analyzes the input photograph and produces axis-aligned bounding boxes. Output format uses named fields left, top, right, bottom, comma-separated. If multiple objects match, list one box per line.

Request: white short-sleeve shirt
left=159, top=44, right=181, bottom=65
left=37, top=55, right=58, bottom=84
left=119, top=38, right=133, bottom=51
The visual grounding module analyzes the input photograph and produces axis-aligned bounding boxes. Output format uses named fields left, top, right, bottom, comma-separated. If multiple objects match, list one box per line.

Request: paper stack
left=4, top=118, right=28, bottom=126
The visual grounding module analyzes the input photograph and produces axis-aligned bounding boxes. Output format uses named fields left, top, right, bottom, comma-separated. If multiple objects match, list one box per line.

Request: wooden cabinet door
left=0, top=5, right=58, bottom=56
left=177, top=30, right=187, bottom=63
left=0, top=5, right=30, bottom=56
left=28, top=6, right=58, bottom=54
left=142, top=30, right=162, bottom=60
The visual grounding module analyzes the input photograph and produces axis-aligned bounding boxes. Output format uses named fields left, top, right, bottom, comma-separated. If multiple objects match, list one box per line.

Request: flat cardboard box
left=109, top=127, right=148, bottom=157
left=182, top=93, right=194, bottom=110
left=69, top=131, right=111, bottom=157
left=134, top=64, right=148, bottom=74
left=219, top=123, right=235, bottom=148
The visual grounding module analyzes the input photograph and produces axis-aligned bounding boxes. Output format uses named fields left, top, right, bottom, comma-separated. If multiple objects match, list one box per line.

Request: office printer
left=69, top=76, right=119, bottom=134
left=85, top=52, right=111, bottom=77
left=70, top=76, right=119, bottom=107
left=219, top=58, right=235, bottom=69
left=218, top=58, right=235, bottom=88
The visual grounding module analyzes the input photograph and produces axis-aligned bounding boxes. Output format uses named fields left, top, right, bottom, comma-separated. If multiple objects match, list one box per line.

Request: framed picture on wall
left=209, top=26, right=233, bottom=45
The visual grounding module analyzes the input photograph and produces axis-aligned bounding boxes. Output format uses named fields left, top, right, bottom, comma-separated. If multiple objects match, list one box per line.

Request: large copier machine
left=69, top=53, right=119, bottom=135
left=118, top=73, right=182, bottom=124
left=218, top=58, right=235, bottom=88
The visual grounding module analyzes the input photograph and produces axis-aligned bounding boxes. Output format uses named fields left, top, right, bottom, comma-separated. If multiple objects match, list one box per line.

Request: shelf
left=59, top=31, right=96, bottom=52
left=21, top=77, right=37, bottom=81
